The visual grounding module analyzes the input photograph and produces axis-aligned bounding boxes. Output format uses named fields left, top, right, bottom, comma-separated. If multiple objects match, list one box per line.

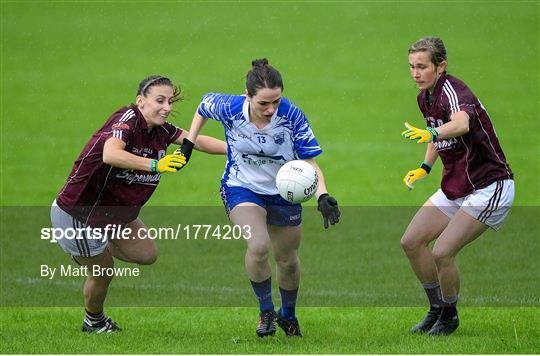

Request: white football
left=276, top=160, right=318, bottom=204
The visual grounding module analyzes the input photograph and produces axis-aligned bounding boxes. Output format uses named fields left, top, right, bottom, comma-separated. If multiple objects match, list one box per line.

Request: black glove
left=174, top=138, right=195, bottom=170
left=317, top=193, right=340, bottom=229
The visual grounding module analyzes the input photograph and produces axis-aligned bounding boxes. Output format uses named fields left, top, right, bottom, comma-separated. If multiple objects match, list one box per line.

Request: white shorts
left=429, top=179, right=514, bottom=231
left=50, top=200, right=109, bottom=257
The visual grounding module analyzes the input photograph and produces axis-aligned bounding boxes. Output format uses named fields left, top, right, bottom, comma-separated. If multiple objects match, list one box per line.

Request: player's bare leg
left=108, top=218, right=158, bottom=265
left=401, top=200, right=450, bottom=283
left=230, top=204, right=271, bottom=282
left=428, top=209, right=488, bottom=335
left=269, top=225, right=301, bottom=290
left=400, top=199, right=450, bottom=333
left=75, top=248, right=121, bottom=333
left=230, top=203, right=276, bottom=337
left=432, top=209, right=488, bottom=296
left=269, top=224, right=302, bottom=336
left=75, top=249, right=114, bottom=314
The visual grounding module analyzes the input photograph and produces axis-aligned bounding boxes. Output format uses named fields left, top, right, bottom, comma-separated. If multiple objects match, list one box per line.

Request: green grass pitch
left=1, top=1, right=538, bottom=354
left=1, top=307, right=538, bottom=354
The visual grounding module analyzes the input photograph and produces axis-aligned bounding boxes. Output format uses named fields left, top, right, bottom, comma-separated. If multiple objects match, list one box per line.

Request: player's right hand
left=173, top=138, right=195, bottom=171
left=403, top=167, right=428, bottom=190
left=151, top=154, right=186, bottom=173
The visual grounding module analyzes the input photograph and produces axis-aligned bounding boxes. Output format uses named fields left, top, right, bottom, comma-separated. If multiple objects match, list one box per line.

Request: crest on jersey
left=112, top=122, right=130, bottom=130
left=273, top=133, right=285, bottom=145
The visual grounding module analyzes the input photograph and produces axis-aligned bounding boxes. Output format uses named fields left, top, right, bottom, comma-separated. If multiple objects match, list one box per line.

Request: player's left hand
left=401, top=122, right=439, bottom=143
left=317, top=193, right=341, bottom=229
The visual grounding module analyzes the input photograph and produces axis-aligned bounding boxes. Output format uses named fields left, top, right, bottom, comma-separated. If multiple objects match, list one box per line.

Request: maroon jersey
left=56, top=104, right=182, bottom=226
left=417, top=73, right=513, bottom=200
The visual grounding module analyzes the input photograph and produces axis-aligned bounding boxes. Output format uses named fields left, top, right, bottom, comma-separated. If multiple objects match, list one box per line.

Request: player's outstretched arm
left=304, top=158, right=341, bottom=229
left=401, top=112, right=469, bottom=143
left=435, top=111, right=470, bottom=138
left=103, top=137, right=155, bottom=171
left=103, top=138, right=185, bottom=172
left=175, top=132, right=226, bottom=155
left=195, top=135, right=227, bottom=154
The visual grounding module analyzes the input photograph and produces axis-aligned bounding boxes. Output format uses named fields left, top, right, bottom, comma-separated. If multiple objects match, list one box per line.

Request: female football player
left=180, top=58, right=340, bottom=337
left=51, top=75, right=227, bottom=333
left=400, top=37, right=514, bottom=336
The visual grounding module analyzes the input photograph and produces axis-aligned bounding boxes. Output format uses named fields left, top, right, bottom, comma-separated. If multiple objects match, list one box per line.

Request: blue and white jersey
left=198, top=93, right=322, bottom=195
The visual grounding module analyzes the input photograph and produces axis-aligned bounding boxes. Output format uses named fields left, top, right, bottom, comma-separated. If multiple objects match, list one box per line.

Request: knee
left=133, top=246, right=159, bottom=265
left=432, top=248, right=453, bottom=267
left=247, top=244, right=270, bottom=264
left=400, top=228, right=437, bottom=256
left=400, top=234, right=421, bottom=256
left=275, top=254, right=299, bottom=273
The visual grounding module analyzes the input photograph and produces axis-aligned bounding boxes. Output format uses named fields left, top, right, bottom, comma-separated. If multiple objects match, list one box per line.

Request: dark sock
left=422, top=282, right=443, bottom=311
left=279, top=287, right=298, bottom=320
left=441, top=295, right=458, bottom=319
left=85, top=309, right=106, bottom=325
left=250, top=277, right=274, bottom=312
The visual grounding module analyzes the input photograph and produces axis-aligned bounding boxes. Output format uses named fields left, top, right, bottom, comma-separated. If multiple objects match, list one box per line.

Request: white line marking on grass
left=13, top=277, right=538, bottom=305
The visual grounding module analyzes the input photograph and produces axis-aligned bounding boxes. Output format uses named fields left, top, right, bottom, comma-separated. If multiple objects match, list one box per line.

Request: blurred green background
left=1, top=1, right=538, bottom=206
left=1, top=2, right=538, bottom=353
left=1, top=0, right=538, bottom=308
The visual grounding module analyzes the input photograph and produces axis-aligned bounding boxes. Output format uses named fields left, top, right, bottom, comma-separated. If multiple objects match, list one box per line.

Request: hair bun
left=252, top=58, right=269, bottom=68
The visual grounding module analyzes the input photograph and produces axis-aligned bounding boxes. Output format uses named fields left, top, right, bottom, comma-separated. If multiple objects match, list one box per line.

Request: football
left=276, top=160, right=319, bottom=204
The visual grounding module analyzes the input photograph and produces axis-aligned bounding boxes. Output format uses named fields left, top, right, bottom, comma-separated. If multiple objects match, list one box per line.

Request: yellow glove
left=403, top=162, right=432, bottom=190
left=150, top=154, right=186, bottom=173
left=401, top=122, right=439, bottom=143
